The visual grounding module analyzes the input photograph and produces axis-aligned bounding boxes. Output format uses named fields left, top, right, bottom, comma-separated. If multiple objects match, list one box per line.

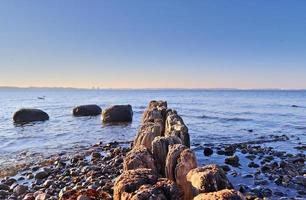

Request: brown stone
left=133, top=122, right=163, bottom=152
left=186, top=165, right=233, bottom=196
left=113, top=168, right=183, bottom=200
left=193, top=189, right=244, bottom=200
left=123, top=145, right=156, bottom=172
left=165, top=144, right=197, bottom=200
left=165, top=111, right=190, bottom=148
left=152, top=135, right=182, bottom=176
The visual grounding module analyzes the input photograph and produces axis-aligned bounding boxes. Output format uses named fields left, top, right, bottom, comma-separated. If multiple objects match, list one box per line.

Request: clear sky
left=0, top=1, right=306, bottom=89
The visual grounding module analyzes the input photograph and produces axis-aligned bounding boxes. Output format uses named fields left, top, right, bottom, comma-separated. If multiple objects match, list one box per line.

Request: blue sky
left=0, top=1, right=306, bottom=89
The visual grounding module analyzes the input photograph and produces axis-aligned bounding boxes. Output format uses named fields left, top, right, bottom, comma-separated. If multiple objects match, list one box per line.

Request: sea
left=0, top=88, right=305, bottom=171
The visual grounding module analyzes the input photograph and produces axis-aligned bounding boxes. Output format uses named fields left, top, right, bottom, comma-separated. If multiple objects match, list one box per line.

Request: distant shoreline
left=0, top=86, right=306, bottom=91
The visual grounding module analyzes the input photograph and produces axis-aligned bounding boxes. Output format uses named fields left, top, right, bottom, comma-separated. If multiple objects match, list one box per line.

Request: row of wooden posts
left=113, top=101, right=244, bottom=200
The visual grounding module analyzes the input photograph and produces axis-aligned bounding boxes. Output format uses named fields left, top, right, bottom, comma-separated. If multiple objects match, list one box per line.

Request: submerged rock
left=73, top=104, right=102, bottom=116
left=13, top=108, right=49, bottom=123
left=225, top=155, right=240, bottom=167
left=186, top=164, right=233, bottom=196
left=102, top=105, right=133, bottom=123
left=193, top=189, right=244, bottom=200
left=203, top=147, right=213, bottom=156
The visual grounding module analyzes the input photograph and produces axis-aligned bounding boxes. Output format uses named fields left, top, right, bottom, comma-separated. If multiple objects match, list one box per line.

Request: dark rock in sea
left=225, top=155, right=240, bottom=167
left=219, top=165, right=231, bottom=172
left=245, top=155, right=256, bottom=161
left=203, top=147, right=213, bottom=156
left=73, top=104, right=102, bottom=117
left=291, top=105, right=299, bottom=108
left=102, top=105, right=133, bottom=123
left=294, top=176, right=306, bottom=187
left=13, top=109, right=49, bottom=123
left=248, top=162, right=260, bottom=168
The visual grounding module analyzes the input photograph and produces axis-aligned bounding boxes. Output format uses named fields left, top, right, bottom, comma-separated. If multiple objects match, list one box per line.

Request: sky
left=0, top=1, right=306, bottom=89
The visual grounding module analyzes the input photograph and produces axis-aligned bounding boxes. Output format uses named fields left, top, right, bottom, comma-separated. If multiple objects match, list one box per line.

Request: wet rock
left=102, top=105, right=133, bottom=123
left=225, top=155, right=240, bottom=167
left=0, top=184, right=10, bottom=191
left=248, top=162, right=259, bottom=168
left=13, top=108, right=49, bottom=123
left=203, top=147, right=213, bottom=156
left=187, top=164, right=233, bottom=197
left=123, top=145, right=156, bottom=172
left=91, top=152, right=101, bottom=160
left=73, top=104, right=102, bottom=117
left=23, top=193, right=35, bottom=200
left=193, top=189, right=244, bottom=200
left=152, top=135, right=182, bottom=175
left=220, top=165, right=231, bottom=172
left=245, top=155, right=256, bottom=161
left=13, top=185, right=28, bottom=196
left=35, top=193, right=49, bottom=200
left=35, top=171, right=49, bottom=180
left=294, top=176, right=306, bottom=187
left=5, top=178, right=17, bottom=186
left=165, top=144, right=197, bottom=200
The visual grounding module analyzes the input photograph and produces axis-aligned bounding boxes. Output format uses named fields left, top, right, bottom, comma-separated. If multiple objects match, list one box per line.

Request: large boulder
left=193, top=189, right=244, bottom=200
left=186, top=165, right=233, bottom=196
left=13, top=108, right=49, bottom=123
left=123, top=145, right=157, bottom=172
left=73, top=104, right=102, bottom=116
left=165, top=144, right=197, bottom=200
left=102, top=105, right=133, bottom=123
left=113, top=168, right=182, bottom=200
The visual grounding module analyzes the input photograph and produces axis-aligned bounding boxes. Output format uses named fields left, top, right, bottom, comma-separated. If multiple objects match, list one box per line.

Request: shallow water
left=0, top=89, right=305, bottom=168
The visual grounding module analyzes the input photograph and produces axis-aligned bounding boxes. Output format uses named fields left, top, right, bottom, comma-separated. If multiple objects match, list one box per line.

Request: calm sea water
left=0, top=89, right=305, bottom=168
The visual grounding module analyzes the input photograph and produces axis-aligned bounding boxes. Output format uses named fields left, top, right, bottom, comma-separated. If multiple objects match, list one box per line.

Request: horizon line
left=0, top=86, right=306, bottom=91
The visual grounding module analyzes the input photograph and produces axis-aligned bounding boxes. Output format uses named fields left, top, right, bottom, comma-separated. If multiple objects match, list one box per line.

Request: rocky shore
left=0, top=100, right=305, bottom=200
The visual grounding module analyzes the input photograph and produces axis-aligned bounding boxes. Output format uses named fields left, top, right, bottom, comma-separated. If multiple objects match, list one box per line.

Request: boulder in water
left=13, top=108, right=49, bottom=123
left=102, top=105, right=133, bottom=123
left=73, top=104, right=102, bottom=116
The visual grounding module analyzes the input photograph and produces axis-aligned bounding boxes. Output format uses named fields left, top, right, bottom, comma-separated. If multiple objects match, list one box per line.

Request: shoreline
left=0, top=136, right=305, bottom=199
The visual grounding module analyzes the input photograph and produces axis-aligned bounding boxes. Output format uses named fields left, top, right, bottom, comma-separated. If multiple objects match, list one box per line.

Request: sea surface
left=0, top=89, right=305, bottom=169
